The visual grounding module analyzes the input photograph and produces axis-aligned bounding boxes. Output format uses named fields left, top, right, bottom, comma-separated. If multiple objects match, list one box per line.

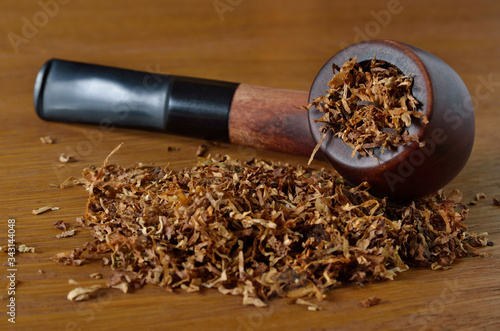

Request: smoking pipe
left=34, top=39, right=474, bottom=201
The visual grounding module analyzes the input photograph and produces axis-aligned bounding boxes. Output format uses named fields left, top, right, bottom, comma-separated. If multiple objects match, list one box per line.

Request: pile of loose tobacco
left=55, top=153, right=490, bottom=307
left=304, top=56, right=429, bottom=157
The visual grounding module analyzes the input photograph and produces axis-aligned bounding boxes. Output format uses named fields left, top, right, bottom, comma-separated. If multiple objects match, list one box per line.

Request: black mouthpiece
left=34, top=59, right=239, bottom=141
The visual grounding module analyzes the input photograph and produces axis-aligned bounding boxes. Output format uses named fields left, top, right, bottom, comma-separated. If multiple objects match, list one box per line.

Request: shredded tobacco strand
left=32, top=206, right=59, bottom=215
left=40, top=136, right=55, bottom=144
left=1, top=244, right=36, bottom=253
left=58, top=154, right=490, bottom=306
left=303, top=56, right=428, bottom=158
left=53, top=220, right=67, bottom=231
left=56, top=230, right=76, bottom=239
left=67, top=285, right=102, bottom=302
left=59, top=153, right=75, bottom=163
left=469, top=192, right=487, bottom=206
left=359, top=296, right=382, bottom=308
left=196, top=144, right=209, bottom=157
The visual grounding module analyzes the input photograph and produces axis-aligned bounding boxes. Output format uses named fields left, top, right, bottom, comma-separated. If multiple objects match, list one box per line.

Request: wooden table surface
left=1, top=0, right=499, bottom=330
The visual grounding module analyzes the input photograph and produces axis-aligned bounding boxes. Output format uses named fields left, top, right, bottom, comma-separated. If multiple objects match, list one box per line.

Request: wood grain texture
left=0, top=0, right=499, bottom=330
left=229, top=84, right=315, bottom=156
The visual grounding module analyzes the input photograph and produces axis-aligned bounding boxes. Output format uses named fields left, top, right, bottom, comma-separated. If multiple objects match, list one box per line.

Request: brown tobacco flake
left=295, top=298, right=323, bottom=311
left=196, top=144, right=209, bottom=157
left=67, top=285, right=102, bottom=302
left=32, top=206, right=60, bottom=215
left=56, top=230, right=76, bottom=239
left=493, top=197, right=500, bottom=206
left=1, top=244, right=36, bottom=253
left=40, top=136, right=55, bottom=144
left=52, top=248, right=85, bottom=266
left=68, top=279, right=80, bottom=286
left=17, top=244, right=36, bottom=253
left=54, top=220, right=67, bottom=231
left=59, top=153, right=75, bottom=163
left=359, top=296, right=382, bottom=308
left=51, top=176, right=81, bottom=189
left=469, top=192, right=487, bottom=206
left=303, top=56, right=428, bottom=159
left=111, top=282, right=129, bottom=294
left=57, top=153, right=490, bottom=307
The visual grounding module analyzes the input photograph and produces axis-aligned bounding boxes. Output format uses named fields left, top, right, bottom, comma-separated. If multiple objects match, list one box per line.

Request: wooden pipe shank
left=229, top=84, right=316, bottom=157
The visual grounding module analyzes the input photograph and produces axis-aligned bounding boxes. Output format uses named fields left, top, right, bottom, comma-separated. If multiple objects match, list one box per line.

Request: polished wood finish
left=229, top=84, right=315, bottom=156
left=1, top=1, right=499, bottom=330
